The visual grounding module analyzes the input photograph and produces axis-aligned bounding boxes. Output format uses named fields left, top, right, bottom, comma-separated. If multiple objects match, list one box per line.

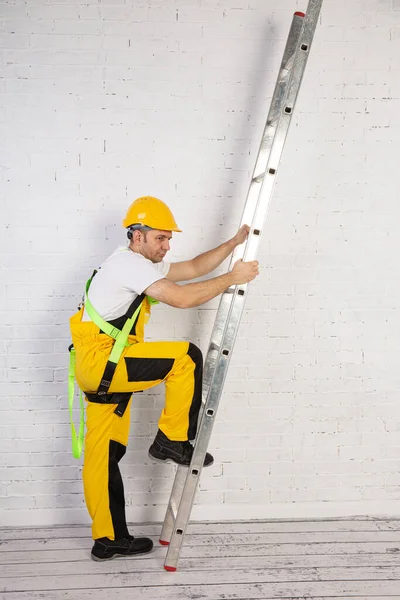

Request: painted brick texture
left=1, top=0, right=400, bottom=526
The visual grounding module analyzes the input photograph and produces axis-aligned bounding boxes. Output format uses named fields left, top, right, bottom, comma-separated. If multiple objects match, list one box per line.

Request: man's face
left=138, top=229, right=172, bottom=263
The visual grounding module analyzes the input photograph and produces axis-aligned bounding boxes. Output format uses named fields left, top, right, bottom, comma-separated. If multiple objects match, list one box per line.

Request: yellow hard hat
left=122, top=196, right=182, bottom=232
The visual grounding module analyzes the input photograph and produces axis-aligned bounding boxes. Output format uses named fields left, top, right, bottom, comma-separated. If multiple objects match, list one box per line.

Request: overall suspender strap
left=94, top=291, right=145, bottom=395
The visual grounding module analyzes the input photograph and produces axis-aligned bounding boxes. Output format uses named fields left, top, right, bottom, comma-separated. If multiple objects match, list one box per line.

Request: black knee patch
left=187, top=343, right=203, bottom=367
left=124, top=357, right=174, bottom=382
left=108, top=440, right=129, bottom=539
left=187, top=343, right=203, bottom=441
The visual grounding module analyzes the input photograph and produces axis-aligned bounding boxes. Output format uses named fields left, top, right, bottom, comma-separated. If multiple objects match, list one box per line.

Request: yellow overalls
left=70, top=296, right=203, bottom=541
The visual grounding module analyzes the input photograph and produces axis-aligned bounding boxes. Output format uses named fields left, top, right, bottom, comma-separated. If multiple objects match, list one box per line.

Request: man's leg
left=115, top=341, right=201, bottom=439
left=110, top=340, right=213, bottom=466
left=158, top=342, right=203, bottom=441
left=83, top=398, right=153, bottom=560
left=83, top=400, right=132, bottom=541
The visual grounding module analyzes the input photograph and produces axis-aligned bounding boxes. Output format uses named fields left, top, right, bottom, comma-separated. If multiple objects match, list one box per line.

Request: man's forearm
left=191, top=239, right=236, bottom=278
left=182, top=272, right=235, bottom=308
left=145, top=255, right=257, bottom=309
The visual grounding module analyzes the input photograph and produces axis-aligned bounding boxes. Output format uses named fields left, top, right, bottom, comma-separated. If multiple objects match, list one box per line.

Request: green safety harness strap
left=84, top=277, right=144, bottom=366
left=68, top=273, right=158, bottom=458
left=68, top=347, right=85, bottom=459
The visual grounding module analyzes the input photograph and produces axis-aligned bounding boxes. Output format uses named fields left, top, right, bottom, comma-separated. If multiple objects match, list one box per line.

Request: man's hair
left=127, top=224, right=153, bottom=241
left=138, top=228, right=148, bottom=242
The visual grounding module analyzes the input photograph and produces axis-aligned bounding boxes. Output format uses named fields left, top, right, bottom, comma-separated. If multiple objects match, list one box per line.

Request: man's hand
left=168, top=224, right=253, bottom=283
left=231, top=224, right=250, bottom=248
left=231, top=259, right=259, bottom=284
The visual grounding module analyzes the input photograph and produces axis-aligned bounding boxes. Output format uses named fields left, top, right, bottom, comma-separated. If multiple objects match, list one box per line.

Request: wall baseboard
left=3, top=501, right=400, bottom=529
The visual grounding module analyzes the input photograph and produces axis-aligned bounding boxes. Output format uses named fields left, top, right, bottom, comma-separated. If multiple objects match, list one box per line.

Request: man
left=70, top=195, right=259, bottom=561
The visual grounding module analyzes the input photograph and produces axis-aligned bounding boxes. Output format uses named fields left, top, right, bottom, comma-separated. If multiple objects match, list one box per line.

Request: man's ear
left=133, top=229, right=142, bottom=243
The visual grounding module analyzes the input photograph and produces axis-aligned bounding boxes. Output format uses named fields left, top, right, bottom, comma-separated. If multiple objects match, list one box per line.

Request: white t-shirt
left=82, top=246, right=170, bottom=321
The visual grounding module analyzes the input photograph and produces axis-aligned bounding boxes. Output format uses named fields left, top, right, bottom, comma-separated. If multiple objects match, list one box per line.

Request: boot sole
left=148, top=452, right=214, bottom=468
left=91, top=546, right=153, bottom=561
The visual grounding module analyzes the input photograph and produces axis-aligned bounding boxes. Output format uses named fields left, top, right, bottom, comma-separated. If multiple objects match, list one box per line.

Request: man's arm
left=145, top=258, right=259, bottom=309
left=167, top=225, right=250, bottom=282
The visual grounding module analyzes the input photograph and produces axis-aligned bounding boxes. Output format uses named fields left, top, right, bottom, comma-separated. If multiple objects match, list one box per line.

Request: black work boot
left=148, top=429, right=214, bottom=467
left=91, top=536, right=153, bottom=561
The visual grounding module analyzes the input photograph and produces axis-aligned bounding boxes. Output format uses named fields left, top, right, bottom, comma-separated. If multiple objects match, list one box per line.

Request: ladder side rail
left=201, top=0, right=323, bottom=440
left=160, top=287, right=240, bottom=549
left=162, top=0, right=323, bottom=571
left=241, top=0, right=323, bottom=267
left=201, top=0, right=323, bottom=400
left=201, top=11, right=306, bottom=402
left=159, top=466, right=187, bottom=545
left=164, top=290, right=246, bottom=570
left=163, top=16, right=308, bottom=571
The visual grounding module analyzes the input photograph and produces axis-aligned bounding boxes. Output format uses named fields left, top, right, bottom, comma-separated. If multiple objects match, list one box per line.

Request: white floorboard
left=1, top=518, right=400, bottom=599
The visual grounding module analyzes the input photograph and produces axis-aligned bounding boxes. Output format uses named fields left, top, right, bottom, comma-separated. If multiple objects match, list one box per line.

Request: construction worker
left=69, top=196, right=259, bottom=561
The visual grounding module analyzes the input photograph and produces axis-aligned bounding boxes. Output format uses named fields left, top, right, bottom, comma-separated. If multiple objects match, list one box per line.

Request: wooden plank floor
left=1, top=518, right=400, bottom=599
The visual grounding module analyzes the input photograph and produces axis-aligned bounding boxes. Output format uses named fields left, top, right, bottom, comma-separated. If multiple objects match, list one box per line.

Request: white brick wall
left=1, top=0, right=400, bottom=527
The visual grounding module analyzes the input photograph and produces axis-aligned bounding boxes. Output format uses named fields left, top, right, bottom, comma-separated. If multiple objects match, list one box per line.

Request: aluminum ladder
left=160, top=0, right=323, bottom=571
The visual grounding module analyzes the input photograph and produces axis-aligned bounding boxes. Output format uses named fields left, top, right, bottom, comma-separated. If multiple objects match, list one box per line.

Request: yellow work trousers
left=79, top=338, right=203, bottom=541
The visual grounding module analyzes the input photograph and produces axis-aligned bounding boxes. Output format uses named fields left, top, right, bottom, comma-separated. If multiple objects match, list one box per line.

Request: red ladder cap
left=164, top=565, right=177, bottom=572
left=294, top=11, right=305, bottom=17
left=159, top=539, right=170, bottom=546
